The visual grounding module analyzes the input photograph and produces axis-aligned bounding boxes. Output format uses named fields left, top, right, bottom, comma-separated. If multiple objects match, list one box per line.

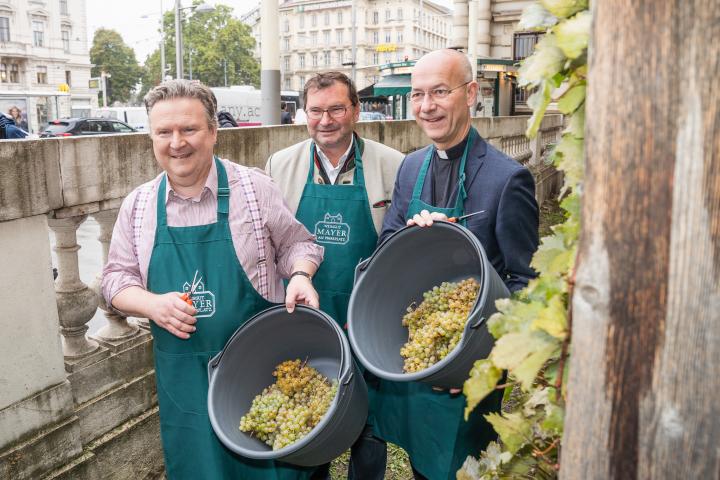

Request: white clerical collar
left=316, top=138, right=354, bottom=184
left=437, top=149, right=449, bottom=159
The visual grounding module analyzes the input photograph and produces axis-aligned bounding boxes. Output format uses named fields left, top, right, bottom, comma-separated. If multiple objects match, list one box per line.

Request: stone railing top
left=0, top=115, right=563, bottom=222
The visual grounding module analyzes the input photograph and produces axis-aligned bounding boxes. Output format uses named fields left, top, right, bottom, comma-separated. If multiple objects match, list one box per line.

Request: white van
left=92, top=107, right=149, bottom=131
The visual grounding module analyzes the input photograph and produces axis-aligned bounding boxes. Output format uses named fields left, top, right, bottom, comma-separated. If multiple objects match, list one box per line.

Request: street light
left=141, top=0, right=168, bottom=82
left=175, top=1, right=215, bottom=79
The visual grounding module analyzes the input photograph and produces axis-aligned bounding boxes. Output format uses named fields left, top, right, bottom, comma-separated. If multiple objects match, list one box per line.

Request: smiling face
left=148, top=97, right=217, bottom=191
left=305, top=81, right=359, bottom=153
left=411, top=50, right=478, bottom=150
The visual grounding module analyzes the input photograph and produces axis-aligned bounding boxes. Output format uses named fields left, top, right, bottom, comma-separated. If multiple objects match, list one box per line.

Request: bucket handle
left=470, top=316, right=486, bottom=329
left=208, top=352, right=222, bottom=381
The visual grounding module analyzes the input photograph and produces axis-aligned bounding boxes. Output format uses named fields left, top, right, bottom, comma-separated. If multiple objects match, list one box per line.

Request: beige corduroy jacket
left=265, top=137, right=404, bottom=234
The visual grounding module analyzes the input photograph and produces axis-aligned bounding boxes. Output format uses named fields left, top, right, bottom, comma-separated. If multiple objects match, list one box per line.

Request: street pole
left=101, top=71, right=108, bottom=107
left=223, top=59, right=228, bottom=87
left=350, top=0, right=357, bottom=85
left=260, top=0, right=280, bottom=125
left=189, top=48, right=193, bottom=80
left=160, top=0, right=166, bottom=81
left=175, top=0, right=183, bottom=79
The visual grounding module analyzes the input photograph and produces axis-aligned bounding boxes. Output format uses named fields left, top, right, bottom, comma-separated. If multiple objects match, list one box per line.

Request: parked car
left=40, top=118, right=138, bottom=137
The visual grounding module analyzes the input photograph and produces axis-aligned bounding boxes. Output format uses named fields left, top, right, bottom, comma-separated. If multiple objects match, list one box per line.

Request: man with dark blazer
left=374, top=49, right=539, bottom=480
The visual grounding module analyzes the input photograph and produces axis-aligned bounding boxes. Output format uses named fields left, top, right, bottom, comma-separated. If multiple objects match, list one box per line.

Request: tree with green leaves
left=139, top=2, right=259, bottom=98
left=90, top=29, right=143, bottom=105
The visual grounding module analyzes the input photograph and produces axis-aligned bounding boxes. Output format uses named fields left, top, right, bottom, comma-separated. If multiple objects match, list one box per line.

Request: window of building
left=9, top=63, right=18, bottom=82
left=372, top=31, right=379, bottom=44
left=385, top=31, right=391, bottom=42
left=61, top=28, right=70, bottom=52
left=32, top=20, right=44, bottom=47
left=0, top=17, right=9, bottom=42
left=37, top=65, right=47, bottom=84
left=60, top=0, right=68, bottom=15
left=0, top=63, right=6, bottom=82
left=312, top=53, right=318, bottom=67
left=385, top=9, right=391, bottom=21
left=397, top=31, right=403, bottom=43
left=336, top=29, right=343, bottom=45
left=372, top=52, right=379, bottom=64
left=337, top=12, right=343, bottom=24
left=299, top=75, right=305, bottom=88
left=324, top=30, right=330, bottom=44
left=372, top=11, right=378, bottom=24
left=311, top=32, right=318, bottom=45
left=299, top=54, right=305, bottom=68
left=324, top=12, right=330, bottom=26
left=283, top=37, right=290, bottom=51
left=284, top=19, right=289, bottom=32
left=513, top=32, right=542, bottom=61
left=311, top=13, right=317, bottom=27
left=284, top=77, right=291, bottom=89
left=397, top=8, right=403, bottom=21
left=384, top=53, right=391, bottom=64
left=299, top=15, right=304, bottom=29
left=323, top=51, right=330, bottom=66
left=65, top=70, right=71, bottom=86
left=284, top=56, right=290, bottom=71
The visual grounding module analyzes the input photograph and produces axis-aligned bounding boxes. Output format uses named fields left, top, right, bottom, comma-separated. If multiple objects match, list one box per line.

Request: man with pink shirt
left=101, top=79, right=323, bottom=480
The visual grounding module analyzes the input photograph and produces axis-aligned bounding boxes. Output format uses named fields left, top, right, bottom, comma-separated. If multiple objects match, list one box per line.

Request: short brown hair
left=303, top=72, right=359, bottom=107
left=144, top=79, right=218, bottom=130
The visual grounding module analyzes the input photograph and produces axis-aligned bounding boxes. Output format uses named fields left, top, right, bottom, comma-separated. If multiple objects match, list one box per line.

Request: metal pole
left=175, top=0, right=183, bottom=79
left=260, top=0, right=280, bottom=125
left=189, top=48, right=193, bottom=80
left=160, top=0, right=166, bottom=81
left=101, top=71, right=107, bottom=107
left=350, top=0, right=357, bottom=84
left=224, top=59, right=228, bottom=87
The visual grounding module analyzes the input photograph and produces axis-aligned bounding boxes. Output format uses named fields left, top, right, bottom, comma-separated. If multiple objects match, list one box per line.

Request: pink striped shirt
left=101, top=158, right=324, bottom=307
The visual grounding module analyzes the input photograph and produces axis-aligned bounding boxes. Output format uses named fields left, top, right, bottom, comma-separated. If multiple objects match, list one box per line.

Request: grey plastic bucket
left=207, top=305, right=368, bottom=466
left=347, top=222, right=510, bottom=388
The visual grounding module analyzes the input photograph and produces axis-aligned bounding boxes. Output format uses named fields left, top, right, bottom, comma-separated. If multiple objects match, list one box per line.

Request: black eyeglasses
left=409, top=81, right=471, bottom=104
left=307, top=105, right=352, bottom=120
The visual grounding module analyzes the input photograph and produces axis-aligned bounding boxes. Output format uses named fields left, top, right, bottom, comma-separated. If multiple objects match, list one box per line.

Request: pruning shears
left=448, top=210, right=486, bottom=223
left=180, top=270, right=203, bottom=306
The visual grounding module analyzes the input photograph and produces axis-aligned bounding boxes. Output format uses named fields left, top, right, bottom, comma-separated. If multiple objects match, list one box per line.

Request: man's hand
left=407, top=209, right=448, bottom=227
left=285, top=275, right=319, bottom=313
left=147, top=292, right=197, bottom=339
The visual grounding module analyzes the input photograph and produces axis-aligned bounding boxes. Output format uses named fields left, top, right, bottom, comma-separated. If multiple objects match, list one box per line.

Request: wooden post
left=561, top=1, right=720, bottom=478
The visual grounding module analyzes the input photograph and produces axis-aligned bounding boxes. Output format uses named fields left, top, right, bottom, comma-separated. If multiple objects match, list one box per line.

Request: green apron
left=373, top=128, right=501, bottom=480
left=294, top=140, right=378, bottom=329
left=294, top=141, right=381, bottom=427
left=147, top=158, right=312, bottom=480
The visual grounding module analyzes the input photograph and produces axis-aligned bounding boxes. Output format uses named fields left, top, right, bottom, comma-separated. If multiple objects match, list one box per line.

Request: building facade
left=243, top=0, right=453, bottom=92
left=0, top=0, right=95, bottom=133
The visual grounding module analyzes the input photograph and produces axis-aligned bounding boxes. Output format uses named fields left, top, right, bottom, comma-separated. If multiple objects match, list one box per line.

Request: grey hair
left=144, top=79, right=219, bottom=130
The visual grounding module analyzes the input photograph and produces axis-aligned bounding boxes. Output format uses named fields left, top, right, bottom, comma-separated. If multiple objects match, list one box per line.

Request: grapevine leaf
left=565, top=102, right=585, bottom=138
left=525, top=275, right=567, bottom=302
left=560, top=191, right=581, bottom=218
left=557, top=83, right=586, bottom=114
left=553, top=134, right=585, bottom=194
left=484, top=412, right=532, bottom=454
left=531, top=231, right=574, bottom=277
left=490, top=331, right=556, bottom=371
left=514, top=342, right=561, bottom=390
left=518, top=34, right=565, bottom=88
left=525, top=82, right=553, bottom=138
left=523, top=387, right=551, bottom=415
left=540, top=0, right=588, bottom=19
left=464, top=359, right=503, bottom=419
left=518, top=3, right=558, bottom=31
left=488, top=299, right=545, bottom=337
left=541, top=402, right=565, bottom=436
left=532, top=294, right=568, bottom=339
left=554, top=10, right=591, bottom=59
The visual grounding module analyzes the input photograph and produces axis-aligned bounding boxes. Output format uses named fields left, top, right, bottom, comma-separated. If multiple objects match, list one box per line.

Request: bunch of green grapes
left=400, top=278, right=480, bottom=372
left=239, top=359, right=338, bottom=450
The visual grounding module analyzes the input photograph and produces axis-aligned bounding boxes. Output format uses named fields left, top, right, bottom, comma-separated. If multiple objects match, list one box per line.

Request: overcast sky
left=86, top=0, right=453, bottom=65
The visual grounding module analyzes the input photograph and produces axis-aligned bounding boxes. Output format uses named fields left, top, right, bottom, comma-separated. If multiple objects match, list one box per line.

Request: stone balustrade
left=0, top=115, right=563, bottom=479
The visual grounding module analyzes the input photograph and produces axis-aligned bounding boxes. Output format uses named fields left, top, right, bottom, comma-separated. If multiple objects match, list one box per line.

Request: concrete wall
left=0, top=116, right=562, bottom=479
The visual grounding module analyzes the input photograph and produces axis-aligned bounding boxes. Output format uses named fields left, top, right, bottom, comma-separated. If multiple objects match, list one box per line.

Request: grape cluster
left=239, top=359, right=338, bottom=450
left=400, top=278, right=480, bottom=372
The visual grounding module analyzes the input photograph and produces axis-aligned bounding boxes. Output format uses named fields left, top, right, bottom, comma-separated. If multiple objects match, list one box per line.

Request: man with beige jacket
left=266, top=71, right=403, bottom=480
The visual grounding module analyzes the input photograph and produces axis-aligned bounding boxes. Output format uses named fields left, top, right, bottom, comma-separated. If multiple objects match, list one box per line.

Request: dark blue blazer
left=379, top=135, right=539, bottom=292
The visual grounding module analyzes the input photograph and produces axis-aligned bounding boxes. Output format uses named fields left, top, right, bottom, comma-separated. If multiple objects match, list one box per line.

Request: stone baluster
left=91, top=209, right=141, bottom=342
left=48, top=214, right=101, bottom=359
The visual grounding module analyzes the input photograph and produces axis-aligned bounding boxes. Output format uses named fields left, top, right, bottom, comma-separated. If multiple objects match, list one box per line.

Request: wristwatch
left=289, top=271, right=312, bottom=281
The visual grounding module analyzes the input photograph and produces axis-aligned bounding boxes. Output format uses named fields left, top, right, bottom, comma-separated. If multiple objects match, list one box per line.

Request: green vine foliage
left=458, top=1, right=589, bottom=478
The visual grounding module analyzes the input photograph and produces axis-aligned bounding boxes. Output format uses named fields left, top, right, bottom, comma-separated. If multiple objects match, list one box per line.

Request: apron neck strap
left=307, top=137, right=365, bottom=186
left=156, top=156, right=228, bottom=226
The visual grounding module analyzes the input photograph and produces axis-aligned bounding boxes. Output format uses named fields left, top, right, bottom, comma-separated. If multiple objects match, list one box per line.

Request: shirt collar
left=165, top=157, right=218, bottom=203
left=316, top=136, right=354, bottom=173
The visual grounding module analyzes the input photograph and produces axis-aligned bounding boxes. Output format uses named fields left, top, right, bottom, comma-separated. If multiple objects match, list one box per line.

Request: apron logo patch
left=182, top=280, right=216, bottom=318
left=315, top=213, right=351, bottom=245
